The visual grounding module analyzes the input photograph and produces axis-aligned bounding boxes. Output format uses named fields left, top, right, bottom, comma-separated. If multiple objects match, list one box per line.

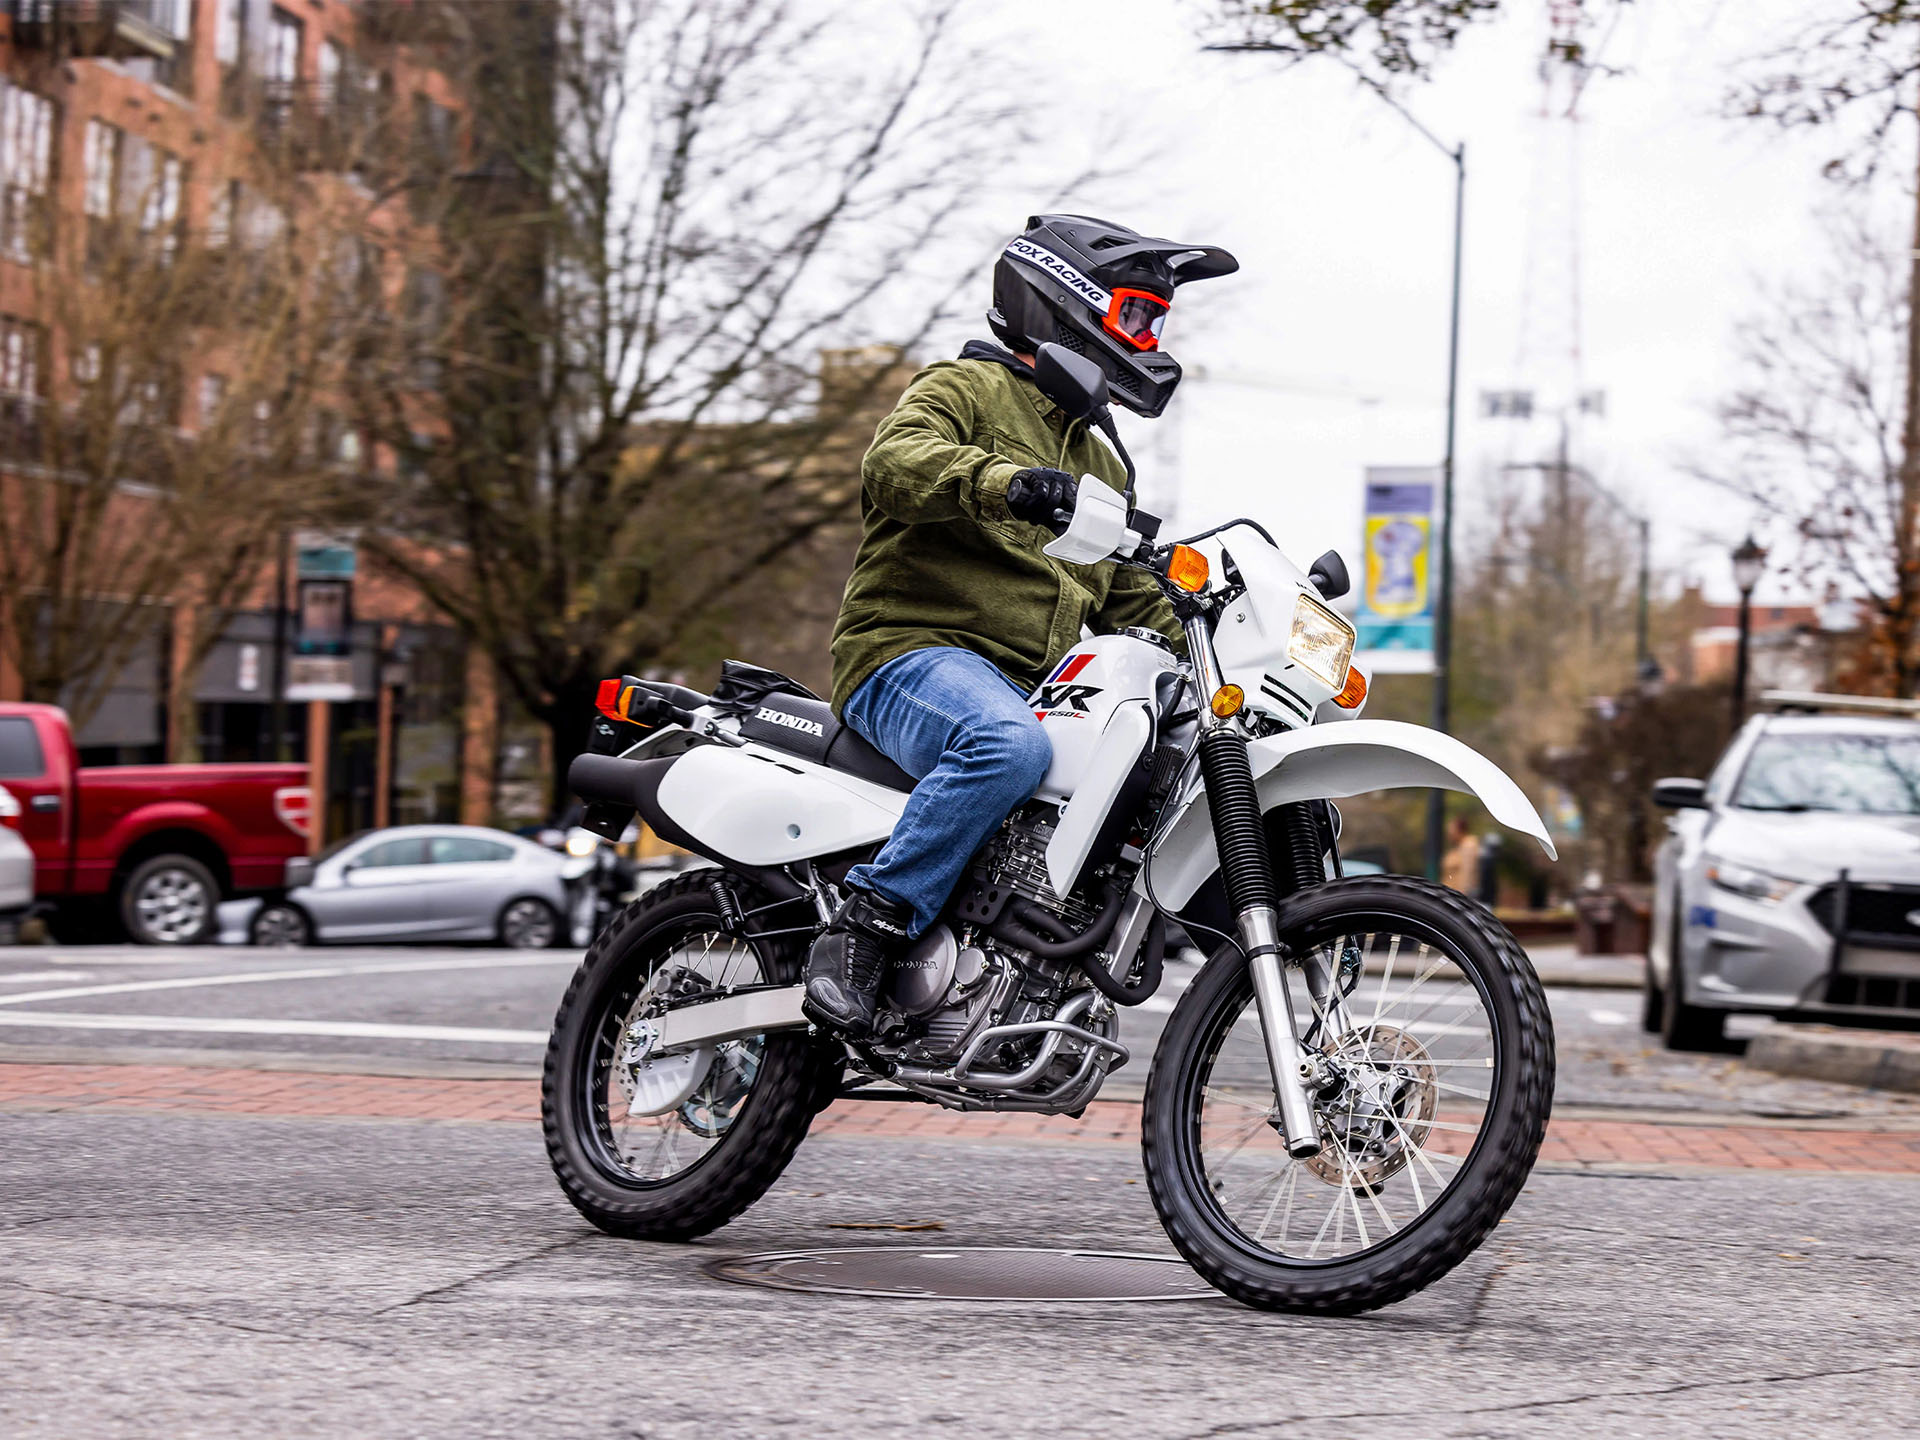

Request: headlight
left=1705, top=859, right=1797, bottom=904
left=1287, top=593, right=1355, bottom=690
left=564, top=831, right=600, bottom=858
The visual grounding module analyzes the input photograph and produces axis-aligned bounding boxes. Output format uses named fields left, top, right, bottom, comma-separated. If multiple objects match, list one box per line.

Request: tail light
left=0, top=785, right=19, bottom=830
left=273, top=786, right=312, bottom=838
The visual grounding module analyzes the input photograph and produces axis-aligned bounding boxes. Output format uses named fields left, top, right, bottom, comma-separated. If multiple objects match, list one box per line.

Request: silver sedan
left=1649, top=712, right=1920, bottom=1049
left=240, top=825, right=573, bottom=948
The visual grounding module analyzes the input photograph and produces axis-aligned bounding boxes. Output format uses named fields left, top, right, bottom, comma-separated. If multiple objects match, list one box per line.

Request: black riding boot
left=802, top=888, right=911, bottom=1041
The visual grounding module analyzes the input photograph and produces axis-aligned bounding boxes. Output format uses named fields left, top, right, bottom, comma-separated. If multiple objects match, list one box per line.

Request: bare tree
left=1698, top=208, right=1917, bottom=692
left=1729, top=5, right=1920, bottom=694
left=0, top=149, right=349, bottom=750
left=348, top=0, right=1067, bottom=805
left=1195, top=2, right=1507, bottom=79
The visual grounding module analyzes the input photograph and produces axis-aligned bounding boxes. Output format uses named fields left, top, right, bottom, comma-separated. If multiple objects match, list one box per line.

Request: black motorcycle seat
left=736, top=691, right=916, bottom=793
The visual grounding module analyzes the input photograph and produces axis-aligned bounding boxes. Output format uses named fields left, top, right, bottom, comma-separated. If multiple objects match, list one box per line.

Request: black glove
left=1005, top=466, right=1078, bottom=529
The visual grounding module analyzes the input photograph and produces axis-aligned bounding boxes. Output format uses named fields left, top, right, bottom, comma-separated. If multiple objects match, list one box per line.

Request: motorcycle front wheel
left=1143, top=876, right=1554, bottom=1314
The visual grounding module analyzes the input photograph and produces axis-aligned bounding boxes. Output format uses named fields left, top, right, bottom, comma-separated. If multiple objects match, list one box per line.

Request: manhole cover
left=706, top=1247, right=1217, bottom=1302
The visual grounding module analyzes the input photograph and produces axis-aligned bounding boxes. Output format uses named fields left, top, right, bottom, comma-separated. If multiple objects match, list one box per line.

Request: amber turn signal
left=1333, top=665, right=1368, bottom=710
left=1210, top=684, right=1245, bottom=719
left=1166, top=544, right=1209, bottom=593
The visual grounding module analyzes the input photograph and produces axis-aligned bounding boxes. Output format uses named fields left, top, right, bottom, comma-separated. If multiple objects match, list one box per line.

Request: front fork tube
left=1185, top=613, right=1322, bottom=1158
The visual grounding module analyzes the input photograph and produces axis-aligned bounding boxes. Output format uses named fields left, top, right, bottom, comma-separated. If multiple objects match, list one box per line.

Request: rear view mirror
left=1033, top=342, right=1110, bottom=422
left=1308, top=550, right=1350, bottom=601
left=1651, top=777, right=1708, bottom=810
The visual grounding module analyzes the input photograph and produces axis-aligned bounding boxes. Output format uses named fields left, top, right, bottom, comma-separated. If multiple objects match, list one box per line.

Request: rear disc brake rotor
left=1305, top=1025, right=1439, bottom=1189
left=677, top=1040, right=762, bottom=1138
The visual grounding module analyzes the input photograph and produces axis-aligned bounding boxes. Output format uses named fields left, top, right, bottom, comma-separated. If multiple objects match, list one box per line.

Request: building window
left=206, top=178, right=239, bottom=249
left=83, top=119, right=121, bottom=270
left=72, top=343, right=101, bottom=387
left=123, top=371, right=180, bottom=430
left=196, top=373, right=227, bottom=430
left=215, top=0, right=245, bottom=69
left=0, top=315, right=43, bottom=397
left=84, top=120, right=120, bottom=219
left=126, top=0, right=195, bottom=96
left=140, top=150, right=185, bottom=262
left=0, top=314, right=43, bottom=460
left=0, top=82, right=55, bottom=265
left=404, top=266, right=446, bottom=384
left=319, top=39, right=344, bottom=112
left=268, top=8, right=303, bottom=85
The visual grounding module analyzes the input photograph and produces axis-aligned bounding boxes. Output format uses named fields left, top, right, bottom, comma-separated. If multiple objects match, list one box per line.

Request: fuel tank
left=1026, top=631, right=1182, bottom=801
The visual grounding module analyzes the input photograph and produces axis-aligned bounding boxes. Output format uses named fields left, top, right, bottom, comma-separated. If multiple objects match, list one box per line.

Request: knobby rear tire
left=1142, top=875, right=1554, bottom=1315
left=541, top=869, right=827, bottom=1242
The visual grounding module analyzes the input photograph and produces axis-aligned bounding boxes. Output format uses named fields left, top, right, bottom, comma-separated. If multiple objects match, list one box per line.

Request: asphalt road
left=2, top=933, right=1917, bottom=1437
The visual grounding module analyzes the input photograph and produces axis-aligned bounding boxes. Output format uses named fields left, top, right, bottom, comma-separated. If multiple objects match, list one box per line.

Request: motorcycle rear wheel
left=542, top=869, right=826, bottom=1241
left=1142, top=876, right=1553, bottom=1314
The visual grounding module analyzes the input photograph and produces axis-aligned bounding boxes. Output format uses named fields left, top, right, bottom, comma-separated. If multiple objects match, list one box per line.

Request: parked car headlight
left=1288, top=593, right=1355, bottom=690
left=1706, top=859, right=1798, bottom=903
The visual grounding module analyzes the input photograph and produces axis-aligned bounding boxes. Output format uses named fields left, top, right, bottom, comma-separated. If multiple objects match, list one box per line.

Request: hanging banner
left=287, top=531, right=358, bottom=702
left=1356, top=467, right=1436, bottom=675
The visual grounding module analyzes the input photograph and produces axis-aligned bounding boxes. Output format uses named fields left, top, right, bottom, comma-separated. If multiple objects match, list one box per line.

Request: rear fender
left=1145, top=719, right=1555, bottom=911
left=574, top=743, right=907, bottom=870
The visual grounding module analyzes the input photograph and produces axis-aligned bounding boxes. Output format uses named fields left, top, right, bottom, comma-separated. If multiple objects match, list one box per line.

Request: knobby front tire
left=1142, top=876, right=1554, bottom=1314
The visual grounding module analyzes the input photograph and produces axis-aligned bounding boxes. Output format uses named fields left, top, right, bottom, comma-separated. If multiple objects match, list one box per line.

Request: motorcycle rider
left=803, top=214, right=1239, bottom=1039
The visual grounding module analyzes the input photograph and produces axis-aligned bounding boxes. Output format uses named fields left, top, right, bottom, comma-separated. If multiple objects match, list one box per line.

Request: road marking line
left=0, top=971, right=92, bottom=984
left=0, top=954, right=579, bottom=1010
left=1589, top=1008, right=1631, bottom=1026
left=0, top=1011, right=548, bottom=1044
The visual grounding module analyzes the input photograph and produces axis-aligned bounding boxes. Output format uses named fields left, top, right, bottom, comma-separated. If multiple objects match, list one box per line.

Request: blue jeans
left=842, top=647, right=1053, bottom=936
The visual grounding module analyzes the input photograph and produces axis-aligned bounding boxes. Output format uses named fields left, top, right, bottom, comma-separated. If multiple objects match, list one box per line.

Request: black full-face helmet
left=987, top=213, right=1237, bottom=418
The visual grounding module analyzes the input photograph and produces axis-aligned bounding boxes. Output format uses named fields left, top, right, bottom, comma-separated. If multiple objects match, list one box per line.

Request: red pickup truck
left=0, top=704, right=311, bottom=945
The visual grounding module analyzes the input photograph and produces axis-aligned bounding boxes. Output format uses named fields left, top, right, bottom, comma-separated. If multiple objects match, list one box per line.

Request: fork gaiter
left=1197, top=728, right=1277, bottom=914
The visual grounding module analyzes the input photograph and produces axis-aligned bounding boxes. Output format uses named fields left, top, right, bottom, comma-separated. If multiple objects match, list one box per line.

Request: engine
left=874, top=805, right=1131, bottom=1110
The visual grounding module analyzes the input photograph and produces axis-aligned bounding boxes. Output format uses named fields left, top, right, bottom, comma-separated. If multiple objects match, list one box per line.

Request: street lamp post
left=1730, top=535, right=1766, bottom=727
left=1206, top=44, right=1465, bottom=878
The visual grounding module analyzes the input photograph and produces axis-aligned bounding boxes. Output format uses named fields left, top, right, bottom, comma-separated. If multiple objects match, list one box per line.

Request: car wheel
left=500, top=897, right=560, bottom=950
left=250, top=901, right=311, bottom=948
left=121, top=855, right=219, bottom=945
left=1661, top=906, right=1726, bottom=1052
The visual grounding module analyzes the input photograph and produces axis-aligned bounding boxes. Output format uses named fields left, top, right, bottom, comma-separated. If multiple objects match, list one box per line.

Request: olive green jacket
left=829, top=351, right=1180, bottom=714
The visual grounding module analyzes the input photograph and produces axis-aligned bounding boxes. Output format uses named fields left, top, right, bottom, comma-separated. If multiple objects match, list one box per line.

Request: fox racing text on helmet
left=987, top=214, right=1237, bottom=418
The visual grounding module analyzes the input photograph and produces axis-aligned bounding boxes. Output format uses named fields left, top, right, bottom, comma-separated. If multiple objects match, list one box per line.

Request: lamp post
left=1206, top=44, right=1464, bottom=879
left=1730, top=535, right=1766, bottom=727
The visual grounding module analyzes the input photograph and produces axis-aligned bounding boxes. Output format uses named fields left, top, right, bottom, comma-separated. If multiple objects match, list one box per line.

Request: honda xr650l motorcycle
left=544, top=344, right=1557, bottom=1313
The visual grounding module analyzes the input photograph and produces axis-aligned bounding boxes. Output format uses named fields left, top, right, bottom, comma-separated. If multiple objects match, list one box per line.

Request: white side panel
left=655, top=743, right=906, bottom=867
left=1045, top=702, right=1152, bottom=896
left=1146, top=719, right=1557, bottom=910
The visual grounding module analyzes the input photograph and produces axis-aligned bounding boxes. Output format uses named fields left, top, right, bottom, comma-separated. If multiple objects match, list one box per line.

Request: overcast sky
left=930, top=0, right=1887, bottom=608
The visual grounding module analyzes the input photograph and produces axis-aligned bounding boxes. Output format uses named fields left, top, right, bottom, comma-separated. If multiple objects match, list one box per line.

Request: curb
left=1746, top=1024, right=1920, bottom=1095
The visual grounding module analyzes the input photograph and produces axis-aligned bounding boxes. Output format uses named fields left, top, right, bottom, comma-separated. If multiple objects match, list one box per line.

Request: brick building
left=0, top=1, right=528, bottom=845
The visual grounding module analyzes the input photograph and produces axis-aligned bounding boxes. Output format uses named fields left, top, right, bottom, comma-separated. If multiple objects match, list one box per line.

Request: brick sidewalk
left=3, top=1061, right=1919, bottom=1175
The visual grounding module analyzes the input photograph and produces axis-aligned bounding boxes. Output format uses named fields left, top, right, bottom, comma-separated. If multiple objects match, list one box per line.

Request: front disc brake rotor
left=1306, top=1025, right=1439, bottom=1189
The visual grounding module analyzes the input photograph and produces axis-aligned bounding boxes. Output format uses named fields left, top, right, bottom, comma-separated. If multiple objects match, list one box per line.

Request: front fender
left=1143, top=719, right=1556, bottom=912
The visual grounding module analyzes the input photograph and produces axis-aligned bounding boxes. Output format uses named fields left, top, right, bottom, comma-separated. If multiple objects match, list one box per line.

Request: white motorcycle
left=543, top=344, right=1557, bottom=1313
